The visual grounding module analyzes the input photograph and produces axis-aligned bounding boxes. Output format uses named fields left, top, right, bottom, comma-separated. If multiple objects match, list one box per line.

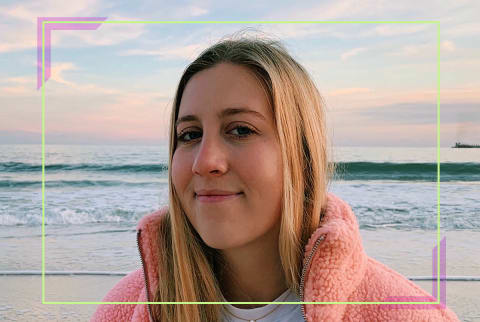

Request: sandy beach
left=0, top=276, right=478, bottom=321
left=1, top=229, right=479, bottom=321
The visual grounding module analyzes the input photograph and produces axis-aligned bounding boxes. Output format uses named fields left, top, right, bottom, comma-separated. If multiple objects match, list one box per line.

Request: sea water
left=1, top=144, right=479, bottom=273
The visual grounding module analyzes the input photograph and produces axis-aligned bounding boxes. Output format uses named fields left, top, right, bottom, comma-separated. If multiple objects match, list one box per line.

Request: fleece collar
left=136, top=192, right=368, bottom=318
left=301, top=193, right=368, bottom=320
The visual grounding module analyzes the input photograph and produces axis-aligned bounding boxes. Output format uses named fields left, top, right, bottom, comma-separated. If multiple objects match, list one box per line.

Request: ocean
left=1, top=144, right=479, bottom=321
left=1, top=144, right=479, bottom=229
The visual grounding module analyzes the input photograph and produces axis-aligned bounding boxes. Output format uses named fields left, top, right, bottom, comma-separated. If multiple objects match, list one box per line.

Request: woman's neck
left=219, top=220, right=288, bottom=309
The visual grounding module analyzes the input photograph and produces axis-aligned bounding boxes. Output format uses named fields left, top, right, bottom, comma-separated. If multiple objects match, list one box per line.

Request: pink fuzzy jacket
left=91, top=193, right=459, bottom=321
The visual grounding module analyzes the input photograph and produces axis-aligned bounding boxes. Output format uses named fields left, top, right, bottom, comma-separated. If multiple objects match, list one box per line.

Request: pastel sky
left=1, top=0, right=479, bottom=147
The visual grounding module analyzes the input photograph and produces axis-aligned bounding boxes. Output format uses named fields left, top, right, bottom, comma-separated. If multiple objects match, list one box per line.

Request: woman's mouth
left=195, top=192, right=243, bottom=203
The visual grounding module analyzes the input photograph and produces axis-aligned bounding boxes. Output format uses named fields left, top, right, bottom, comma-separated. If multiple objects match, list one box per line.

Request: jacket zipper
left=299, top=234, right=326, bottom=322
left=138, top=228, right=324, bottom=322
left=137, top=229, right=154, bottom=322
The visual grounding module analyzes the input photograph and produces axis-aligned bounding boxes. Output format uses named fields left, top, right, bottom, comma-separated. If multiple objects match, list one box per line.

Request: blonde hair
left=152, top=30, right=334, bottom=321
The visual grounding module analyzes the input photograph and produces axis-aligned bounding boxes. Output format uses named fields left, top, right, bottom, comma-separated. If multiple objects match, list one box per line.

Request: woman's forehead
left=175, top=106, right=268, bottom=130
left=178, top=63, right=272, bottom=122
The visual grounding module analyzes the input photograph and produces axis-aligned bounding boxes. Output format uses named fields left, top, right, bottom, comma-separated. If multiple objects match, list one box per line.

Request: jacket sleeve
left=90, top=268, right=145, bottom=322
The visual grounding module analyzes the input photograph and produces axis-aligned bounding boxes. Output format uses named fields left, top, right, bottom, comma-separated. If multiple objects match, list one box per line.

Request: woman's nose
left=192, top=134, right=228, bottom=176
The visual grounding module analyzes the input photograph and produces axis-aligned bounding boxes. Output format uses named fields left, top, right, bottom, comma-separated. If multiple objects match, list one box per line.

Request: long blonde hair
left=152, top=30, right=334, bottom=321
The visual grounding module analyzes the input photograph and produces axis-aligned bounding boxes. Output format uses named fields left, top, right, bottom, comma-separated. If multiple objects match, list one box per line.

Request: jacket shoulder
left=90, top=268, right=145, bottom=322
left=350, top=257, right=459, bottom=321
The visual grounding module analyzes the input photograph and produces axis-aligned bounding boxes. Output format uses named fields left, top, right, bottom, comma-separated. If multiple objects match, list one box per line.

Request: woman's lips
left=196, top=192, right=243, bottom=203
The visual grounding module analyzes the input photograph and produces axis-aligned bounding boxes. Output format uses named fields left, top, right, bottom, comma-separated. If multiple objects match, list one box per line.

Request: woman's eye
left=177, top=126, right=256, bottom=143
left=229, top=126, right=255, bottom=138
left=177, top=130, right=201, bottom=142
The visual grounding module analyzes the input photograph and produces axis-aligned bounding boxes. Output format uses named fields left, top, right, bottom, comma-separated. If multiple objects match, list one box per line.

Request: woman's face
left=172, top=62, right=283, bottom=250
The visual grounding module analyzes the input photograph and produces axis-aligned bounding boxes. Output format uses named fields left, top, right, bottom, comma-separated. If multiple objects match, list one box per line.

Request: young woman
left=92, top=33, right=459, bottom=322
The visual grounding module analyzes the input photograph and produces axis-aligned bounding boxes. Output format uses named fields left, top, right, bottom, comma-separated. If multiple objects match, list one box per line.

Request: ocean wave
left=0, top=203, right=478, bottom=230
left=333, top=162, right=480, bottom=181
left=2, top=161, right=479, bottom=181
left=0, top=208, right=147, bottom=226
left=0, top=180, right=165, bottom=188
left=0, top=162, right=168, bottom=173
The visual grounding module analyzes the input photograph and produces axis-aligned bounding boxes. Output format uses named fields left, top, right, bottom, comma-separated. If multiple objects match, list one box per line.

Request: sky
left=0, top=0, right=479, bottom=147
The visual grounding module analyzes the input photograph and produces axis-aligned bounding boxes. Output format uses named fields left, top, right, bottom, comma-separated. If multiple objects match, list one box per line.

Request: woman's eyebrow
left=175, top=107, right=266, bottom=129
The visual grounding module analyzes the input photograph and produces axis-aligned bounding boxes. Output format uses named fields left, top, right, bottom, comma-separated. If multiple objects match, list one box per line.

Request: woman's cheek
left=251, top=144, right=280, bottom=180
left=171, top=150, right=190, bottom=194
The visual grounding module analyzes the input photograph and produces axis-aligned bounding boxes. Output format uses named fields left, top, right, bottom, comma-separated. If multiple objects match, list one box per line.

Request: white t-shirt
left=220, top=288, right=304, bottom=322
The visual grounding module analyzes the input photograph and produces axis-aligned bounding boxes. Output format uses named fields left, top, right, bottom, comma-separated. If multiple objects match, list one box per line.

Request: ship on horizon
left=452, top=142, right=480, bottom=148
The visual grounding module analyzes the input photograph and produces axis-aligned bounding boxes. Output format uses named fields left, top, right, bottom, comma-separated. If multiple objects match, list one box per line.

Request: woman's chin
left=200, top=233, right=247, bottom=251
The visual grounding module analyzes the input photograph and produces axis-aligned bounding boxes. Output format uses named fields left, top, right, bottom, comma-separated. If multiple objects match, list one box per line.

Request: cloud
left=0, top=79, right=173, bottom=141
left=341, top=47, right=367, bottom=60
left=332, top=122, right=440, bottom=147
left=255, top=23, right=344, bottom=40
left=0, top=86, right=30, bottom=95
left=144, top=3, right=209, bottom=19
left=0, top=0, right=102, bottom=52
left=0, top=76, right=36, bottom=95
left=441, top=40, right=456, bottom=52
left=329, top=87, right=371, bottom=96
left=0, top=24, right=36, bottom=52
left=117, top=24, right=323, bottom=61
left=186, top=5, right=209, bottom=17
left=1, top=65, right=123, bottom=96
left=1, top=0, right=100, bottom=21
left=369, top=24, right=432, bottom=37
left=437, top=84, right=480, bottom=103
left=328, top=101, right=480, bottom=147
left=323, top=84, right=480, bottom=111
left=50, top=62, right=77, bottom=86
left=119, top=43, right=206, bottom=61
left=264, top=0, right=376, bottom=21
left=44, top=91, right=173, bottom=141
left=0, top=1, right=145, bottom=52
left=444, top=22, right=480, bottom=37
left=1, top=76, right=34, bottom=84
left=395, top=40, right=454, bottom=56
left=356, top=102, right=480, bottom=125
left=257, top=21, right=433, bottom=43
left=0, top=0, right=213, bottom=53
left=49, top=15, right=146, bottom=48
left=117, top=24, right=318, bottom=61
left=392, top=43, right=432, bottom=56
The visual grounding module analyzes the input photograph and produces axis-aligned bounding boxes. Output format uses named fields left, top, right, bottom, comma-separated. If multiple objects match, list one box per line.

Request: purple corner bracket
left=432, top=236, right=447, bottom=307
left=37, top=17, right=107, bottom=89
left=381, top=237, right=447, bottom=310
